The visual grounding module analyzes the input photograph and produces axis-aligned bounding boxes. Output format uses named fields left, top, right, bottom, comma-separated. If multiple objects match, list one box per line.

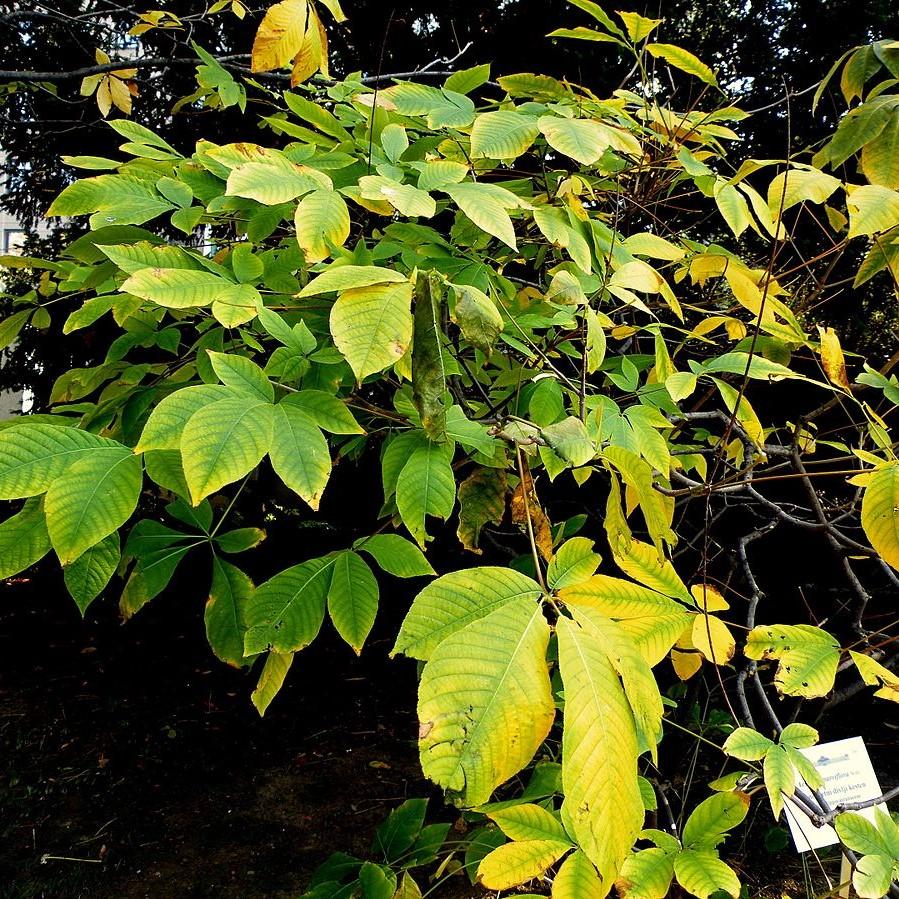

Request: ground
left=0, top=570, right=445, bottom=899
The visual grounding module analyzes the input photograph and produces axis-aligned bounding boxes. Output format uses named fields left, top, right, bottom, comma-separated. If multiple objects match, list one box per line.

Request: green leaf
left=444, top=406, right=495, bottom=456
left=327, top=550, right=379, bottom=653
left=478, top=840, right=572, bottom=889
left=122, top=268, right=260, bottom=310
left=851, top=852, right=895, bottom=899
left=444, top=63, right=491, bottom=95
left=45, top=449, right=142, bottom=564
left=206, top=557, right=253, bottom=666
left=374, top=798, right=428, bottom=862
left=645, top=43, right=717, bottom=86
left=251, top=651, right=294, bottom=716
left=395, top=567, right=543, bottom=660
left=445, top=182, right=526, bottom=249
left=227, top=157, right=330, bottom=205
left=543, top=417, right=595, bottom=467
left=546, top=537, right=601, bottom=590
left=208, top=352, right=274, bottom=402
left=64, top=532, right=120, bottom=615
left=181, top=397, right=274, bottom=505
left=539, top=116, right=611, bottom=165
left=214, top=527, right=266, bottom=554
left=294, top=189, right=351, bottom=263
left=779, top=722, right=819, bottom=750
left=835, top=812, right=895, bottom=857
left=862, top=463, right=899, bottom=570
left=452, top=284, right=503, bottom=353
left=0, top=498, right=52, bottom=580
left=120, top=540, right=192, bottom=618
left=359, top=175, right=436, bottom=218
left=136, top=386, right=233, bottom=453
left=744, top=624, right=840, bottom=698
left=470, top=110, right=539, bottom=160
left=552, top=849, right=603, bottom=899
left=281, top=390, right=364, bottom=434
left=359, top=862, right=397, bottom=899
left=412, top=272, right=448, bottom=441
left=418, top=597, right=554, bottom=805
left=396, top=442, right=456, bottom=547
left=673, top=850, right=740, bottom=899
left=298, top=264, right=407, bottom=297
left=330, top=282, right=414, bottom=381
left=557, top=614, right=643, bottom=885
left=244, top=556, right=336, bottom=654
left=0, top=424, right=118, bottom=499
left=616, top=848, right=676, bottom=899
left=763, top=745, right=795, bottom=821
left=0, top=309, right=30, bottom=352
left=488, top=804, right=571, bottom=843
left=269, top=403, right=331, bottom=509
left=356, top=534, right=435, bottom=578
left=722, top=727, right=775, bottom=761
left=682, top=792, right=750, bottom=849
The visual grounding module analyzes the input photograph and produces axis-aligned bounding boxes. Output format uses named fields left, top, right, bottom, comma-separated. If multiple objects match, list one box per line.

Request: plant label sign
left=784, top=736, right=885, bottom=852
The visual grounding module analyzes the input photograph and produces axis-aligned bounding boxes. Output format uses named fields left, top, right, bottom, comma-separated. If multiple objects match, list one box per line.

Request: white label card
left=784, top=736, right=885, bottom=853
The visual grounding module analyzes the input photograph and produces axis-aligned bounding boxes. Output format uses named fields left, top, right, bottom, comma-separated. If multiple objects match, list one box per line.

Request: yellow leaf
left=478, top=840, right=573, bottom=889
left=671, top=624, right=702, bottom=680
left=690, top=583, right=729, bottom=612
left=691, top=613, right=735, bottom=665
left=251, top=0, right=308, bottom=72
left=850, top=650, right=899, bottom=702
left=96, top=78, right=113, bottom=117
left=817, top=325, right=850, bottom=391
left=861, top=463, right=899, bottom=571
left=108, top=76, right=133, bottom=115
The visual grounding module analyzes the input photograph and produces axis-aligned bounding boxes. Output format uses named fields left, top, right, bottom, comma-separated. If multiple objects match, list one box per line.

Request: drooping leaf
left=557, top=615, right=643, bottom=885
left=327, top=550, right=379, bottom=653
left=457, top=466, right=507, bottom=553
left=269, top=403, right=331, bottom=509
left=206, top=557, right=254, bottom=666
left=330, top=282, right=414, bottom=381
left=244, top=555, right=335, bottom=654
left=553, top=849, right=604, bottom=899
left=394, top=566, right=543, bottom=661
left=0, top=498, right=52, bottom=580
left=45, top=448, right=142, bottom=564
left=251, top=651, right=294, bottom=716
left=295, top=188, right=350, bottom=262
left=395, top=441, right=456, bottom=548
left=181, top=397, right=274, bottom=506
left=645, top=43, right=717, bottom=86
left=417, top=597, right=554, bottom=805
left=412, top=272, right=448, bottom=441
left=539, top=116, right=611, bottom=165
left=63, top=532, right=120, bottom=615
left=861, top=463, right=899, bottom=571
left=356, top=534, right=435, bottom=578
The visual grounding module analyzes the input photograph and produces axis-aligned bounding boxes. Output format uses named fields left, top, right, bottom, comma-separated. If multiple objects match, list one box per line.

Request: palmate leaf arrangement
left=3, top=0, right=899, bottom=895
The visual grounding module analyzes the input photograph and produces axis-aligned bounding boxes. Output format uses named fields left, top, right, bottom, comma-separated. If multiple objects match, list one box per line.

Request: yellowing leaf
left=691, top=613, right=735, bottom=666
left=539, top=116, right=611, bottom=165
left=850, top=650, right=899, bottom=702
left=645, top=43, right=717, bottom=87
left=251, top=0, right=309, bottom=72
left=478, top=839, right=572, bottom=889
left=470, top=110, right=539, bottom=160
left=817, top=325, right=850, bottom=390
left=557, top=615, right=643, bottom=885
left=861, top=462, right=899, bottom=571
left=847, top=184, right=899, bottom=238
left=744, top=624, right=840, bottom=698
left=294, top=189, right=350, bottom=263
left=330, top=282, right=413, bottom=382
left=553, top=850, right=604, bottom=899
left=251, top=651, right=294, bottom=715
left=418, top=598, right=554, bottom=805
left=690, top=583, right=729, bottom=612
